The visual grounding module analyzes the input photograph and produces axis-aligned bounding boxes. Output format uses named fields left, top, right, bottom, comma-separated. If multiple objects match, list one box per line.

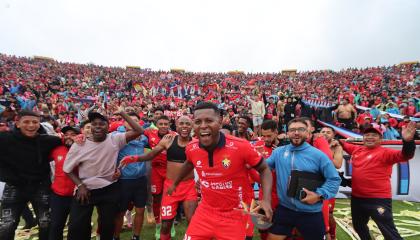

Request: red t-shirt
left=253, top=140, right=279, bottom=209
left=144, top=129, right=167, bottom=168
left=50, top=146, right=75, bottom=197
left=342, top=142, right=413, bottom=198
left=186, top=134, right=262, bottom=211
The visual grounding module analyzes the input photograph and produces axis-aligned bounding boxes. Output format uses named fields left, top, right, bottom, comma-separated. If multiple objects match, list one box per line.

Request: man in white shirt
left=63, top=108, right=143, bottom=240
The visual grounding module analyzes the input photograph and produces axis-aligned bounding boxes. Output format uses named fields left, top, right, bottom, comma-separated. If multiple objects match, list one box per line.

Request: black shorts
left=118, top=176, right=148, bottom=211
left=269, top=205, right=326, bottom=240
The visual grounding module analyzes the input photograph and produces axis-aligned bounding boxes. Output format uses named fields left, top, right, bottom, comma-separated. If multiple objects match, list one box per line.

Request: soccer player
left=120, top=115, right=198, bottom=240
left=143, top=115, right=173, bottom=238
left=167, top=102, right=273, bottom=240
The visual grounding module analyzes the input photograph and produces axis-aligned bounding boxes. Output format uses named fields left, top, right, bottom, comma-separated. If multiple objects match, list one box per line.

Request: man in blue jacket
left=266, top=118, right=341, bottom=240
left=113, top=113, right=149, bottom=240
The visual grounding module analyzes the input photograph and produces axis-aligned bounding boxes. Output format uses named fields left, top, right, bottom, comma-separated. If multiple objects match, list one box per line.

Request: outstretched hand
left=158, top=134, right=176, bottom=149
left=402, top=121, right=416, bottom=142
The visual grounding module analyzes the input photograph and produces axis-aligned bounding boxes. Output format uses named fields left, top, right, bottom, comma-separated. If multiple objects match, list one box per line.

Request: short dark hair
left=261, top=120, right=277, bottom=131
left=287, top=118, right=308, bottom=128
left=156, top=115, right=170, bottom=122
left=80, top=120, right=90, bottom=128
left=238, top=115, right=252, bottom=127
left=222, top=124, right=233, bottom=133
left=193, top=102, right=220, bottom=116
left=321, top=126, right=335, bottom=133
left=18, top=110, right=40, bottom=119
left=153, top=107, right=164, bottom=113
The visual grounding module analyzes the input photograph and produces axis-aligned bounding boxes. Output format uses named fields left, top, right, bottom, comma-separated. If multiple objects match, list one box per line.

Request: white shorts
left=253, top=116, right=263, bottom=126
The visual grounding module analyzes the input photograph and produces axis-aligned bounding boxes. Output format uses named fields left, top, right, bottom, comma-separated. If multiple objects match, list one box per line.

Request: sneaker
left=171, top=224, right=176, bottom=238
left=155, top=223, right=161, bottom=240
left=22, top=220, right=37, bottom=230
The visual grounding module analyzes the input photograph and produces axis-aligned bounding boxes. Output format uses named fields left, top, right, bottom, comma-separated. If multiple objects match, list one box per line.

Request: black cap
left=88, top=111, right=109, bottom=123
left=61, top=126, right=81, bottom=134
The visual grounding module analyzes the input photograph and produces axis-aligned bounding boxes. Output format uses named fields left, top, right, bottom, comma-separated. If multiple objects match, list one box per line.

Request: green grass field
left=15, top=199, right=420, bottom=239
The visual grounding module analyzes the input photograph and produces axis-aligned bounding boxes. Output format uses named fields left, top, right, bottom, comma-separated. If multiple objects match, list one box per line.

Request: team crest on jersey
left=57, top=156, right=63, bottom=162
left=222, top=157, right=231, bottom=169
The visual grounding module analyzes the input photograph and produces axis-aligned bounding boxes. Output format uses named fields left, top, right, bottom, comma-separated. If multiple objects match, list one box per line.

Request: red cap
left=363, top=125, right=383, bottom=136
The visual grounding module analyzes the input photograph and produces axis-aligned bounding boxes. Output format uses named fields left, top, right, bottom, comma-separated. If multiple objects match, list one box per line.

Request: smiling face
left=176, top=116, right=192, bottom=138
left=156, top=118, right=170, bottom=136
left=63, top=130, right=77, bottom=147
left=90, top=118, right=108, bottom=142
left=16, top=116, right=40, bottom=138
left=287, top=122, right=308, bottom=147
left=363, top=132, right=382, bottom=148
left=237, top=118, right=249, bottom=133
left=261, top=128, right=277, bottom=147
left=193, top=108, right=222, bottom=148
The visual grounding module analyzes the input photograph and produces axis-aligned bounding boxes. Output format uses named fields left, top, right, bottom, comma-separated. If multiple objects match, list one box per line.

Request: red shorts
left=151, top=167, right=166, bottom=195
left=161, top=179, right=197, bottom=220
left=185, top=204, right=247, bottom=240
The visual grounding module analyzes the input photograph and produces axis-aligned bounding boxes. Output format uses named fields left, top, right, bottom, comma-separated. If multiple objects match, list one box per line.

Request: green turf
left=15, top=200, right=420, bottom=239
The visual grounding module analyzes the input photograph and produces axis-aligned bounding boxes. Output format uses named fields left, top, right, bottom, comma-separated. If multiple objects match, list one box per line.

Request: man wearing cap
left=0, top=110, right=62, bottom=240
left=335, top=122, right=416, bottom=240
left=63, top=107, right=143, bottom=240
left=49, top=126, right=80, bottom=240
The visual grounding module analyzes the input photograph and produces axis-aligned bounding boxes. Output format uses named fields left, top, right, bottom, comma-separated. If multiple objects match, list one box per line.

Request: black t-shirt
left=0, top=130, right=61, bottom=185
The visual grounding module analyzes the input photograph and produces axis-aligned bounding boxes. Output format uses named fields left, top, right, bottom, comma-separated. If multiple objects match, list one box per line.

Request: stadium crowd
left=0, top=53, right=419, bottom=240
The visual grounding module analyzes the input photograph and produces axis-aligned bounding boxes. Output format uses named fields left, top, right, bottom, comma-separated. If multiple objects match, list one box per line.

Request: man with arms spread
left=266, top=118, right=341, bottom=240
left=120, top=116, right=198, bottom=240
left=63, top=108, right=143, bottom=240
left=336, top=122, right=416, bottom=240
left=166, top=102, right=273, bottom=240
left=0, top=110, right=62, bottom=240
left=334, top=98, right=357, bottom=130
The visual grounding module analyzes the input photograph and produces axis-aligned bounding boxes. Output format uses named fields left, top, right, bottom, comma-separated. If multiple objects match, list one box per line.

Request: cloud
left=0, top=0, right=419, bottom=72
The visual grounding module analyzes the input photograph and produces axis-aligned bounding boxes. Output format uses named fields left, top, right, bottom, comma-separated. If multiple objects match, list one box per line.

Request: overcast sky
left=1, top=0, right=419, bottom=72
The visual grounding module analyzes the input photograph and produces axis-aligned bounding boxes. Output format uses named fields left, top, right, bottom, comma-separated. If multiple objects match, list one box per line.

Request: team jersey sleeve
left=382, top=141, right=415, bottom=165
left=243, top=141, right=263, bottom=168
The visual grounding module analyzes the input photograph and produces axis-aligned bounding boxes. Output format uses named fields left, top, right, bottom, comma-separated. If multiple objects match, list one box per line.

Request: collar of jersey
left=199, top=132, right=226, bottom=150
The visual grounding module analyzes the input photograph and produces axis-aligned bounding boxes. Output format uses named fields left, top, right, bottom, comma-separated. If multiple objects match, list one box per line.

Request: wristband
left=77, top=183, right=84, bottom=189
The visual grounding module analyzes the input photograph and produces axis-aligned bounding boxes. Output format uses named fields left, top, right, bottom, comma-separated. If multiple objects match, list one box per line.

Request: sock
left=160, top=233, right=171, bottom=240
left=132, top=235, right=140, bottom=240
left=260, top=232, right=268, bottom=240
left=153, top=202, right=161, bottom=224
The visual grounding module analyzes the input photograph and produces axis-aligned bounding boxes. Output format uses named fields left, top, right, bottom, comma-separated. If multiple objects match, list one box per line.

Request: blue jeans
left=0, top=182, right=51, bottom=240
left=49, top=192, right=73, bottom=240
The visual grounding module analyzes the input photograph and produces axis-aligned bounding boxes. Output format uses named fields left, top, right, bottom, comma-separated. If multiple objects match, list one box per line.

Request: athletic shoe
left=171, top=224, right=176, bottom=238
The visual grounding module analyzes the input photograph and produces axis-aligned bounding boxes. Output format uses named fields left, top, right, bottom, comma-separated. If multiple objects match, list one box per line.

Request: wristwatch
left=77, top=183, right=85, bottom=189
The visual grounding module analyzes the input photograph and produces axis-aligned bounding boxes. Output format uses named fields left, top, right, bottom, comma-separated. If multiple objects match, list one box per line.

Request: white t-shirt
left=63, top=133, right=126, bottom=190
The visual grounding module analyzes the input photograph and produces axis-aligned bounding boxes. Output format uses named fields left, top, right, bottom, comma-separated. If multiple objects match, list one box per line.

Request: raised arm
left=115, top=106, right=144, bottom=142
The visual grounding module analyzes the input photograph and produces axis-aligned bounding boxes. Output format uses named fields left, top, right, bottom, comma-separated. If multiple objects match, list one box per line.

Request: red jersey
left=186, top=134, right=262, bottom=211
left=342, top=142, right=414, bottom=198
left=253, top=140, right=279, bottom=208
left=144, top=129, right=167, bottom=168
left=50, top=146, right=75, bottom=197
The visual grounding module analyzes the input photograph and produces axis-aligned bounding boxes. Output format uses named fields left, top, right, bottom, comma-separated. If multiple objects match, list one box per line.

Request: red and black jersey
left=186, top=133, right=262, bottom=211
left=144, top=129, right=171, bottom=168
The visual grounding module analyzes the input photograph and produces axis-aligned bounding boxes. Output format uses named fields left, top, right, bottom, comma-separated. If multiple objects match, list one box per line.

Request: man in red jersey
left=337, top=123, right=416, bottom=240
left=49, top=126, right=79, bottom=240
left=167, top=102, right=273, bottom=240
left=253, top=120, right=285, bottom=240
left=143, top=115, right=172, bottom=236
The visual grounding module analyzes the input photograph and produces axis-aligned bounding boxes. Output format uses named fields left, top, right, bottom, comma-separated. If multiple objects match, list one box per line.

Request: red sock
left=153, top=201, right=161, bottom=224
left=330, top=217, right=337, bottom=239
left=160, top=233, right=171, bottom=240
left=260, top=232, right=268, bottom=240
